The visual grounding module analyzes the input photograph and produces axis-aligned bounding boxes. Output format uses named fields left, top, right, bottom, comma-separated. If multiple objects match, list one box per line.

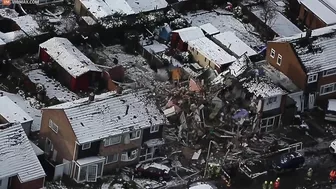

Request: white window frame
left=320, top=82, right=336, bottom=96
left=120, top=149, right=138, bottom=162
left=82, top=142, right=91, bottom=150
left=48, top=119, right=58, bottom=133
left=104, top=136, right=121, bottom=147
left=267, top=96, right=277, bottom=104
left=307, top=74, right=318, bottom=83
left=323, top=68, right=336, bottom=77
left=270, top=48, right=275, bottom=58
left=150, top=125, right=159, bottom=133
left=276, top=54, right=282, bottom=66
left=129, top=130, right=141, bottom=140
left=105, top=154, right=118, bottom=164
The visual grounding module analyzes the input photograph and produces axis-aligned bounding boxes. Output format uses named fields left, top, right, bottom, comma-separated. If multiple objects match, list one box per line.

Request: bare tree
left=259, top=0, right=277, bottom=27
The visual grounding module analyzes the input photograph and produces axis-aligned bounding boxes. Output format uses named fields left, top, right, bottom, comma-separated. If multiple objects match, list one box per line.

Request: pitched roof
left=273, top=25, right=336, bottom=73
left=39, top=37, right=102, bottom=78
left=0, top=96, right=33, bottom=124
left=172, top=27, right=205, bottom=42
left=188, top=37, right=236, bottom=67
left=213, top=32, right=257, bottom=57
left=126, top=0, right=168, bottom=14
left=45, top=90, right=166, bottom=144
left=300, top=0, right=336, bottom=25
left=0, top=123, right=45, bottom=182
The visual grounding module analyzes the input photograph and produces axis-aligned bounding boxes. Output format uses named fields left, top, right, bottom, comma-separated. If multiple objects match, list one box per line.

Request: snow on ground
left=184, top=9, right=264, bottom=47
left=26, top=69, right=79, bottom=102
left=0, top=90, right=42, bottom=132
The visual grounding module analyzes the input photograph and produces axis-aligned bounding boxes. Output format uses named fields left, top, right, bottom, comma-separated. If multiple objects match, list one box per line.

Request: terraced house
left=266, top=25, right=336, bottom=109
left=38, top=90, right=166, bottom=183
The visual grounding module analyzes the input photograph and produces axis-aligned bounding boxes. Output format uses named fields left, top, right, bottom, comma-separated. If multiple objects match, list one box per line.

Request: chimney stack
left=89, top=92, right=95, bottom=102
left=305, top=29, right=312, bottom=39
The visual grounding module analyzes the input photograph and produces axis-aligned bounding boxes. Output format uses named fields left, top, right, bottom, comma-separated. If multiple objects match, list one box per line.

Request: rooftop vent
left=89, top=92, right=95, bottom=102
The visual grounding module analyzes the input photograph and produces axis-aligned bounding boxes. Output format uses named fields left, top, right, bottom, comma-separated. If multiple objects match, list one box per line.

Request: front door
left=308, top=93, right=315, bottom=110
left=87, top=165, right=98, bottom=182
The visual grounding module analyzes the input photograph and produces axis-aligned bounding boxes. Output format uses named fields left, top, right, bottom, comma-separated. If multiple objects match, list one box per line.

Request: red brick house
left=38, top=90, right=166, bottom=183
left=38, top=37, right=102, bottom=92
left=0, top=123, right=46, bottom=189
left=298, top=0, right=336, bottom=29
left=171, top=26, right=205, bottom=51
left=266, top=25, right=336, bottom=109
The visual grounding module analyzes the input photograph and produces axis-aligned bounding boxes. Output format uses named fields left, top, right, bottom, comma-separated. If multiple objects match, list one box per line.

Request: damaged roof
left=44, top=90, right=166, bottom=144
left=0, top=123, right=45, bottom=182
left=199, top=23, right=220, bottom=36
left=126, top=0, right=168, bottom=14
left=172, top=27, right=205, bottom=42
left=39, top=37, right=102, bottom=78
left=0, top=96, right=33, bottom=124
left=213, top=32, right=257, bottom=57
left=300, top=0, right=336, bottom=25
left=242, top=76, right=286, bottom=98
left=188, top=37, right=236, bottom=67
left=275, top=25, right=336, bottom=74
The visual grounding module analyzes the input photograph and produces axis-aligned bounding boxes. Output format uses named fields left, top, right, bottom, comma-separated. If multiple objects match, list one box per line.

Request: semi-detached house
left=38, top=90, right=166, bottom=183
left=266, top=25, right=336, bottom=109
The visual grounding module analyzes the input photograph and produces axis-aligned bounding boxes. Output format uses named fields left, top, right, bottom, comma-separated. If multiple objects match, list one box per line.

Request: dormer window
left=307, top=74, right=318, bottom=83
left=82, top=142, right=91, bottom=150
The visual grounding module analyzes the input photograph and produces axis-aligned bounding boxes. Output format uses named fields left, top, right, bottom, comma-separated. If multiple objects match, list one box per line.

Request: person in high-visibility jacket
left=307, top=168, right=313, bottom=180
left=274, top=178, right=280, bottom=189
left=268, top=181, right=273, bottom=189
left=262, top=181, right=268, bottom=189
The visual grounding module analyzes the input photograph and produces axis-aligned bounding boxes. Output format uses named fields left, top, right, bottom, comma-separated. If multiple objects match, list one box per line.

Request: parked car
left=325, top=99, right=336, bottom=122
left=135, top=162, right=172, bottom=181
left=272, top=151, right=305, bottom=172
left=189, top=182, right=218, bottom=189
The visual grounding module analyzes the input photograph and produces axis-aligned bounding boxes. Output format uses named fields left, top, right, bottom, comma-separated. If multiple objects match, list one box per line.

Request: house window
left=104, top=136, right=121, bottom=147
left=276, top=54, right=282, bottom=66
left=270, top=48, right=275, bottom=58
left=48, top=119, right=58, bottom=133
left=82, top=142, right=91, bottom=150
left=121, top=149, right=138, bottom=161
left=105, top=154, right=118, bottom=164
left=150, top=125, right=160, bottom=133
left=320, top=83, right=336, bottom=95
left=130, top=130, right=141, bottom=140
left=307, top=74, right=318, bottom=83
left=323, top=68, right=336, bottom=77
left=267, top=97, right=277, bottom=104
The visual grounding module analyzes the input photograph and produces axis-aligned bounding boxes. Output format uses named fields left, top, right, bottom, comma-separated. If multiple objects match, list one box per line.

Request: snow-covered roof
left=76, top=156, right=105, bottom=165
left=229, top=56, right=248, bottom=77
left=30, top=141, right=44, bottom=156
left=0, top=96, right=33, bottom=124
left=79, top=0, right=134, bottom=19
left=328, top=99, right=336, bottom=111
left=274, top=25, right=336, bottom=42
left=143, top=163, right=170, bottom=173
left=300, top=0, right=336, bottom=25
left=252, top=10, right=302, bottom=37
left=0, top=38, right=5, bottom=45
left=172, top=27, right=205, bottom=42
left=199, top=23, right=220, bottom=36
left=213, top=32, right=257, bottom=57
left=189, top=183, right=217, bottom=189
left=242, top=77, right=286, bottom=98
left=126, top=0, right=168, bottom=14
left=45, top=90, right=166, bottom=144
left=143, top=41, right=168, bottom=54
left=188, top=37, right=236, bottom=67
left=12, top=15, right=43, bottom=36
left=39, top=37, right=101, bottom=78
left=293, top=33, right=336, bottom=73
left=0, top=123, right=45, bottom=182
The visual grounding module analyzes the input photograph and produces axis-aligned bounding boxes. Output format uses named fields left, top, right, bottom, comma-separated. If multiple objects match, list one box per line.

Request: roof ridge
left=319, top=0, right=336, bottom=14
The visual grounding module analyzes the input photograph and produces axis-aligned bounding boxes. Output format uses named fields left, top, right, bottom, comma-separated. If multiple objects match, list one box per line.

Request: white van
left=325, top=99, right=336, bottom=122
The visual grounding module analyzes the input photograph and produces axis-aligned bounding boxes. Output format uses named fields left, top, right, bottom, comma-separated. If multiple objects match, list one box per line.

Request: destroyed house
left=171, top=27, right=205, bottom=51
left=38, top=37, right=102, bottom=92
left=38, top=90, right=167, bottom=183
left=298, top=0, right=336, bottom=29
left=74, top=0, right=168, bottom=21
left=0, top=96, right=33, bottom=135
left=0, top=123, right=46, bottom=189
left=266, top=25, right=336, bottom=108
left=214, top=56, right=288, bottom=133
left=188, top=37, right=236, bottom=73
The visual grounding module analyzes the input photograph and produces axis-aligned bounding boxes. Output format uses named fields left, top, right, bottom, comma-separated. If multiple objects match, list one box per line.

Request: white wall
left=0, top=177, right=9, bottom=189
left=263, top=95, right=282, bottom=112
